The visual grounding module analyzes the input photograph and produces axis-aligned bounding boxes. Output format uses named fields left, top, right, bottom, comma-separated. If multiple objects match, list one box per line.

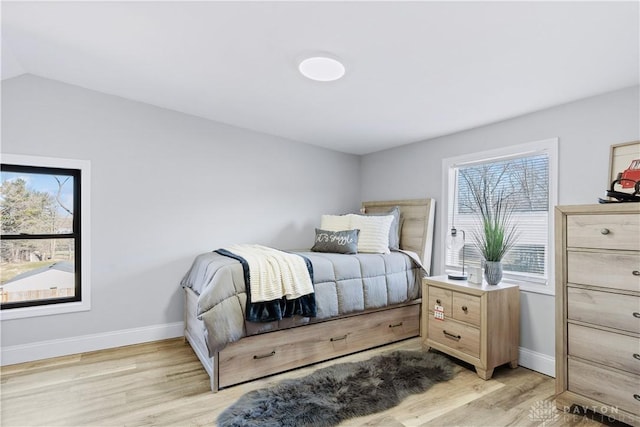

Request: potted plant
left=462, top=174, right=519, bottom=285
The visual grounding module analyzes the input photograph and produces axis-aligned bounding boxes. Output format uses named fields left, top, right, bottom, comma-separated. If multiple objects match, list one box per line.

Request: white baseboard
left=1, top=321, right=184, bottom=366
left=518, top=346, right=555, bottom=377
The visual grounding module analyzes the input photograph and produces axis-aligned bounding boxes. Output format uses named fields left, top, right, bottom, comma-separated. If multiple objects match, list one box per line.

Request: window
left=1, top=154, right=90, bottom=319
left=442, top=139, right=558, bottom=293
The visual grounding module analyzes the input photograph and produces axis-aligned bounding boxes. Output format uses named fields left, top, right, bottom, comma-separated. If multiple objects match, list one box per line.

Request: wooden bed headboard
left=361, top=198, right=436, bottom=275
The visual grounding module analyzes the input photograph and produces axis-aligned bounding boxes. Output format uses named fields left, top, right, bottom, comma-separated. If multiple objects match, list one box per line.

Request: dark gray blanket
left=180, top=249, right=425, bottom=355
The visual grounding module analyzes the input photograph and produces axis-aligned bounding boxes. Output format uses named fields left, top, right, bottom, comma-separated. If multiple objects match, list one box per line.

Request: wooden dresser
left=555, top=203, right=640, bottom=426
left=422, top=275, right=520, bottom=380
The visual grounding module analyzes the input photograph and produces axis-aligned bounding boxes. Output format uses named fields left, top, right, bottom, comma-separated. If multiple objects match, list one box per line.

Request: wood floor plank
left=0, top=337, right=624, bottom=427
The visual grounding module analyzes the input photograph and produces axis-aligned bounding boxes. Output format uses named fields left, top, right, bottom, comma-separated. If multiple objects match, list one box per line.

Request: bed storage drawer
left=218, top=303, right=420, bottom=388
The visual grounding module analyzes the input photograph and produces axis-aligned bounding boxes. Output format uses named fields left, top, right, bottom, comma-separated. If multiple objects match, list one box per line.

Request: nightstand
left=422, top=275, right=520, bottom=379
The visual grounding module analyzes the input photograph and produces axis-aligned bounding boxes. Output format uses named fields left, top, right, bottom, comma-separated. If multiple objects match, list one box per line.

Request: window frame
left=1, top=154, right=91, bottom=320
left=441, top=138, right=558, bottom=295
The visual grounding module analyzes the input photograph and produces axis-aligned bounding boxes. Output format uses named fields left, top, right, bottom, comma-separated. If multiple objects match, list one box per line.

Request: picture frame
left=608, top=140, right=640, bottom=195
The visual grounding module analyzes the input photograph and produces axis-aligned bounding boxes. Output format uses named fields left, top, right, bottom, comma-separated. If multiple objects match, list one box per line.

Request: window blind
left=446, top=152, right=550, bottom=284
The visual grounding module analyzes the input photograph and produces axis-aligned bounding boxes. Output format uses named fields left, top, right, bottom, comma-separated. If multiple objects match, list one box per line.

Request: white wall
left=1, top=75, right=361, bottom=353
left=361, top=85, right=640, bottom=374
left=3, top=75, right=638, bottom=374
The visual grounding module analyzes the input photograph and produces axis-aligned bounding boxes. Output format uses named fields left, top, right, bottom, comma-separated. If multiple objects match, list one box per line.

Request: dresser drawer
left=567, top=287, right=640, bottom=333
left=452, top=292, right=481, bottom=326
left=568, top=358, right=640, bottom=416
left=219, top=304, right=420, bottom=387
left=428, top=317, right=480, bottom=358
left=567, top=214, right=640, bottom=250
left=568, top=323, right=640, bottom=375
left=428, top=286, right=452, bottom=315
left=568, top=251, right=640, bottom=292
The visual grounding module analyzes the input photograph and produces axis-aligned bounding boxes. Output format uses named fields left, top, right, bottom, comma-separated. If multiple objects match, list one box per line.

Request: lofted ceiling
left=2, top=1, right=638, bottom=155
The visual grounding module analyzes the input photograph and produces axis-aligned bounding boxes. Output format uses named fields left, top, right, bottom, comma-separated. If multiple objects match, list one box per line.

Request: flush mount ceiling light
left=298, top=56, right=345, bottom=82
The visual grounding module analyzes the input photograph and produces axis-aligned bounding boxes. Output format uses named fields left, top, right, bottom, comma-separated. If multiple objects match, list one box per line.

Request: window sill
left=0, top=299, right=90, bottom=321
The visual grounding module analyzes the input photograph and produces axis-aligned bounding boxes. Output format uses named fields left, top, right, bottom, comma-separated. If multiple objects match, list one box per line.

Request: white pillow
left=348, top=214, right=394, bottom=254
left=320, top=214, right=351, bottom=232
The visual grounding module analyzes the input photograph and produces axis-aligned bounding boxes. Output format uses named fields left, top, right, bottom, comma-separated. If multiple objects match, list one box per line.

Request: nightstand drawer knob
left=461, top=305, right=468, bottom=312
left=634, top=394, right=640, bottom=402
left=633, top=270, right=640, bottom=276
left=443, top=330, right=461, bottom=341
left=633, top=353, right=640, bottom=361
left=633, top=312, right=640, bottom=319
left=600, top=228, right=610, bottom=235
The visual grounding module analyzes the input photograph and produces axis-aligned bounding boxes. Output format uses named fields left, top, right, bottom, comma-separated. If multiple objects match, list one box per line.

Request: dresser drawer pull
left=461, top=306, right=468, bottom=312
left=633, top=270, right=640, bottom=276
left=389, top=322, right=403, bottom=328
left=600, top=228, right=610, bottom=235
left=633, top=353, right=640, bottom=361
left=253, top=351, right=276, bottom=360
left=634, top=312, right=640, bottom=319
left=443, top=330, right=461, bottom=341
left=330, top=335, right=347, bottom=342
left=635, top=394, right=640, bottom=402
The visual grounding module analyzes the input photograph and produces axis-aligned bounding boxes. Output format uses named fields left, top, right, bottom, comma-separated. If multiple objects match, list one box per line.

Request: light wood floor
left=0, top=337, right=628, bottom=426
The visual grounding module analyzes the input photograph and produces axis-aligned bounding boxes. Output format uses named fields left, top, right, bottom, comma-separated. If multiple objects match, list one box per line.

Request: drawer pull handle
left=633, top=270, right=640, bottom=276
left=635, top=394, right=640, bottom=402
left=253, top=351, right=276, bottom=360
left=443, top=330, right=461, bottom=341
left=389, top=322, right=403, bottom=328
left=633, top=353, right=640, bottom=361
left=461, top=306, right=468, bottom=312
left=330, top=335, right=347, bottom=342
left=600, top=228, right=610, bottom=235
left=633, top=312, right=640, bottom=319
left=436, top=299, right=441, bottom=305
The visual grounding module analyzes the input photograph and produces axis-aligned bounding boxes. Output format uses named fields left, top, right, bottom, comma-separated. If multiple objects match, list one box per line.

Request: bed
left=181, top=198, right=435, bottom=392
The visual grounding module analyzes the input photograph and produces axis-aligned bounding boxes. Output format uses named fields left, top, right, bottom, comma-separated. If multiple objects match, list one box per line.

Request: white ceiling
left=2, top=1, right=639, bottom=155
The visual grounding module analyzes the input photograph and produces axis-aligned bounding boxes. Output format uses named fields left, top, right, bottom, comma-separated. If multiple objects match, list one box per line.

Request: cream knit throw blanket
left=226, top=244, right=314, bottom=303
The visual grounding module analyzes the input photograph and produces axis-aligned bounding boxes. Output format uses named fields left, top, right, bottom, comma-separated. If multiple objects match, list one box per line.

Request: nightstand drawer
left=428, top=286, right=452, bottom=315
left=428, top=317, right=480, bottom=358
left=452, top=292, right=481, bottom=326
left=567, top=214, right=640, bottom=251
left=567, top=287, right=640, bottom=333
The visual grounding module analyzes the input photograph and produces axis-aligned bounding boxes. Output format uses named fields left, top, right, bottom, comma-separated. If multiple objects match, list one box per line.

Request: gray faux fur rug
left=217, top=350, right=455, bottom=427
